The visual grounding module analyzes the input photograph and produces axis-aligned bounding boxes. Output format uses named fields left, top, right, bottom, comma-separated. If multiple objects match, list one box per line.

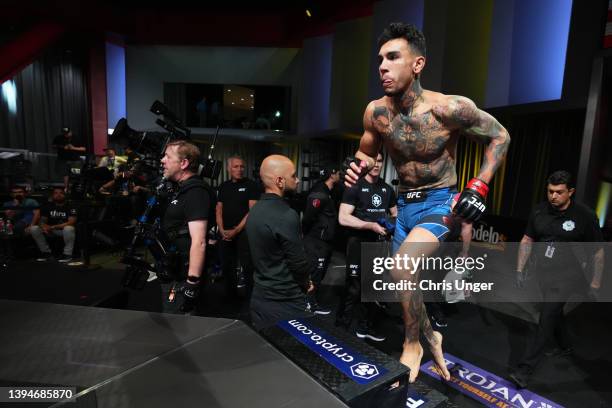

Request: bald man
left=246, top=155, right=314, bottom=330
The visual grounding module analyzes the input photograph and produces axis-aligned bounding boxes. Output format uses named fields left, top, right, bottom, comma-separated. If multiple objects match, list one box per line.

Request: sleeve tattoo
left=447, top=96, right=511, bottom=183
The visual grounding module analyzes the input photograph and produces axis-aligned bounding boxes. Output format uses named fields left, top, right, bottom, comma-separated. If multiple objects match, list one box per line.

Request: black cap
left=319, top=165, right=340, bottom=180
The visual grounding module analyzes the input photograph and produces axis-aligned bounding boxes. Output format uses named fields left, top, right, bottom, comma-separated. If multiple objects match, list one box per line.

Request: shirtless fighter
left=345, top=22, right=510, bottom=382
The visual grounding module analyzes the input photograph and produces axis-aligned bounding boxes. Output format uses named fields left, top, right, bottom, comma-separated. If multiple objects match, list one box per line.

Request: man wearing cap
left=302, top=165, right=341, bottom=315
left=52, top=127, right=86, bottom=192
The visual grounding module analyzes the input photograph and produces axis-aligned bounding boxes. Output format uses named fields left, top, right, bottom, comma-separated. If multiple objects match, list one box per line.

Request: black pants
left=303, top=236, right=332, bottom=302
left=335, top=234, right=379, bottom=329
left=250, top=286, right=312, bottom=331
left=519, top=276, right=588, bottom=370
left=219, top=230, right=253, bottom=296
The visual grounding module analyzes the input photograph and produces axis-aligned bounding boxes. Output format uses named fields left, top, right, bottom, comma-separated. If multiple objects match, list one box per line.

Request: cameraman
left=160, top=141, right=213, bottom=314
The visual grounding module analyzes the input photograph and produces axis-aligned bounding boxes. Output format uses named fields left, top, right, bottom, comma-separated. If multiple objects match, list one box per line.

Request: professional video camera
left=67, top=160, right=115, bottom=199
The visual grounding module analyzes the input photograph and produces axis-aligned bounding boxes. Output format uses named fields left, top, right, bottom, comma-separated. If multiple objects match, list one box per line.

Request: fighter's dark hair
left=547, top=170, right=574, bottom=189
left=377, top=22, right=426, bottom=57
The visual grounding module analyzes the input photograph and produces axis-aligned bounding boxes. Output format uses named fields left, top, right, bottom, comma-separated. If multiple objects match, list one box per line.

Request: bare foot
left=400, top=341, right=424, bottom=383
left=428, top=331, right=451, bottom=381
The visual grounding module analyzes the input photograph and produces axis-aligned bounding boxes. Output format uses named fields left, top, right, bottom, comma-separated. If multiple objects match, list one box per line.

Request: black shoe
left=544, top=347, right=573, bottom=357
left=509, top=367, right=531, bottom=389
left=236, top=267, right=247, bottom=290
left=306, top=302, right=331, bottom=315
left=355, top=327, right=386, bottom=342
left=432, top=311, right=448, bottom=328
left=36, top=253, right=53, bottom=262
left=58, top=254, right=73, bottom=263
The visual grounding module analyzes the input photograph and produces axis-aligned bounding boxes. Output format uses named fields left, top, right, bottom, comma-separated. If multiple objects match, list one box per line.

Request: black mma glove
left=343, top=156, right=368, bottom=185
left=179, top=275, right=201, bottom=313
left=454, top=178, right=489, bottom=222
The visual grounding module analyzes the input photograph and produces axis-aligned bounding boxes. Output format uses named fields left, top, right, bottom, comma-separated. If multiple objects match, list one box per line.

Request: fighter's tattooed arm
left=516, top=234, right=534, bottom=273
left=435, top=96, right=510, bottom=184
left=355, top=101, right=383, bottom=170
left=591, top=247, right=604, bottom=289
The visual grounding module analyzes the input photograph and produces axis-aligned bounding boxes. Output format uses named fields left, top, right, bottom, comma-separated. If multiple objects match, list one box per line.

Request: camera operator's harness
left=121, top=178, right=180, bottom=289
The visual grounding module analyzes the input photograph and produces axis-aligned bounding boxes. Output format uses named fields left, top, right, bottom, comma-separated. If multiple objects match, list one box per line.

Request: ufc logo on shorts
left=468, top=196, right=486, bottom=212
left=406, top=192, right=422, bottom=199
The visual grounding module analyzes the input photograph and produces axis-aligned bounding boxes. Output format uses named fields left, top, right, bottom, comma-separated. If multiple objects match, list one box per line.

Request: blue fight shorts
left=392, top=187, right=457, bottom=253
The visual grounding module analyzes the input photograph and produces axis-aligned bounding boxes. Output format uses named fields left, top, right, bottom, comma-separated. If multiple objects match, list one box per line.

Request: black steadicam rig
left=120, top=177, right=183, bottom=289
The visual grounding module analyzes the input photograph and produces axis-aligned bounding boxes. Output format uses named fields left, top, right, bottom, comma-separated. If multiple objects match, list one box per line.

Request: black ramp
left=0, top=300, right=347, bottom=408
left=262, top=317, right=408, bottom=407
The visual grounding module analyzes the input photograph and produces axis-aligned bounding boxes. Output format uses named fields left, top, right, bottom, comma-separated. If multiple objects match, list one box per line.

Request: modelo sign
left=470, top=215, right=526, bottom=249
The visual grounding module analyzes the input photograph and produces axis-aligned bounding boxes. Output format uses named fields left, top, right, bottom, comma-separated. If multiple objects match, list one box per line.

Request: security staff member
left=336, top=153, right=397, bottom=341
left=302, top=165, right=341, bottom=314
left=510, top=170, right=604, bottom=388
left=161, top=141, right=214, bottom=314
left=247, top=155, right=314, bottom=330
left=216, top=155, right=260, bottom=296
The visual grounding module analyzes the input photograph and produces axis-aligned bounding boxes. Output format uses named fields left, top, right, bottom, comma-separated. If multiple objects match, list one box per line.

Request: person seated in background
left=98, top=163, right=150, bottom=225
left=97, top=146, right=125, bottom=175
left=2, top=186, right=40, bottom=236
left=30, top=187, right=78, bottom=263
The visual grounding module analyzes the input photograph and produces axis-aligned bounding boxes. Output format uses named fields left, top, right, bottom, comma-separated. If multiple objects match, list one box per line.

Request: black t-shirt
left=53, top=135, right=80, bottom=161
left=162, top=176, right=213, bottom=253
left=342, top=178, right=397, bottom=223
left=42, top=202, right=78, bottom=226
left=217, top=178, right=260, bottom=229
left=525, top=200, right=603, bottom=278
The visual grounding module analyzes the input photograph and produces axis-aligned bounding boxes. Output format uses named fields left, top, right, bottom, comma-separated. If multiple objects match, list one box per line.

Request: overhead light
left=250, top=94, right=254, bottom=97
left=275, top=110, right=281, bottom=118
left=240, top=98, right=244, bottom=101
left=305, top=9, right=312, bottom=17
left=2, top=80, right=17, bottom=115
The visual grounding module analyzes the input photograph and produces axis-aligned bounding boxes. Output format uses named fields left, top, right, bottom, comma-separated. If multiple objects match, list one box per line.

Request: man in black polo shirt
left=246, top=155, right=313, bottom=330
left=336, top=153, right=397, bottom=341
left=216, top=155, right=260, bottom=296
left=510, top=170, right=604, bottom=388
left=302, top=165, right=341, bottom=315
left=160, top=141, right=214, bottom=314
